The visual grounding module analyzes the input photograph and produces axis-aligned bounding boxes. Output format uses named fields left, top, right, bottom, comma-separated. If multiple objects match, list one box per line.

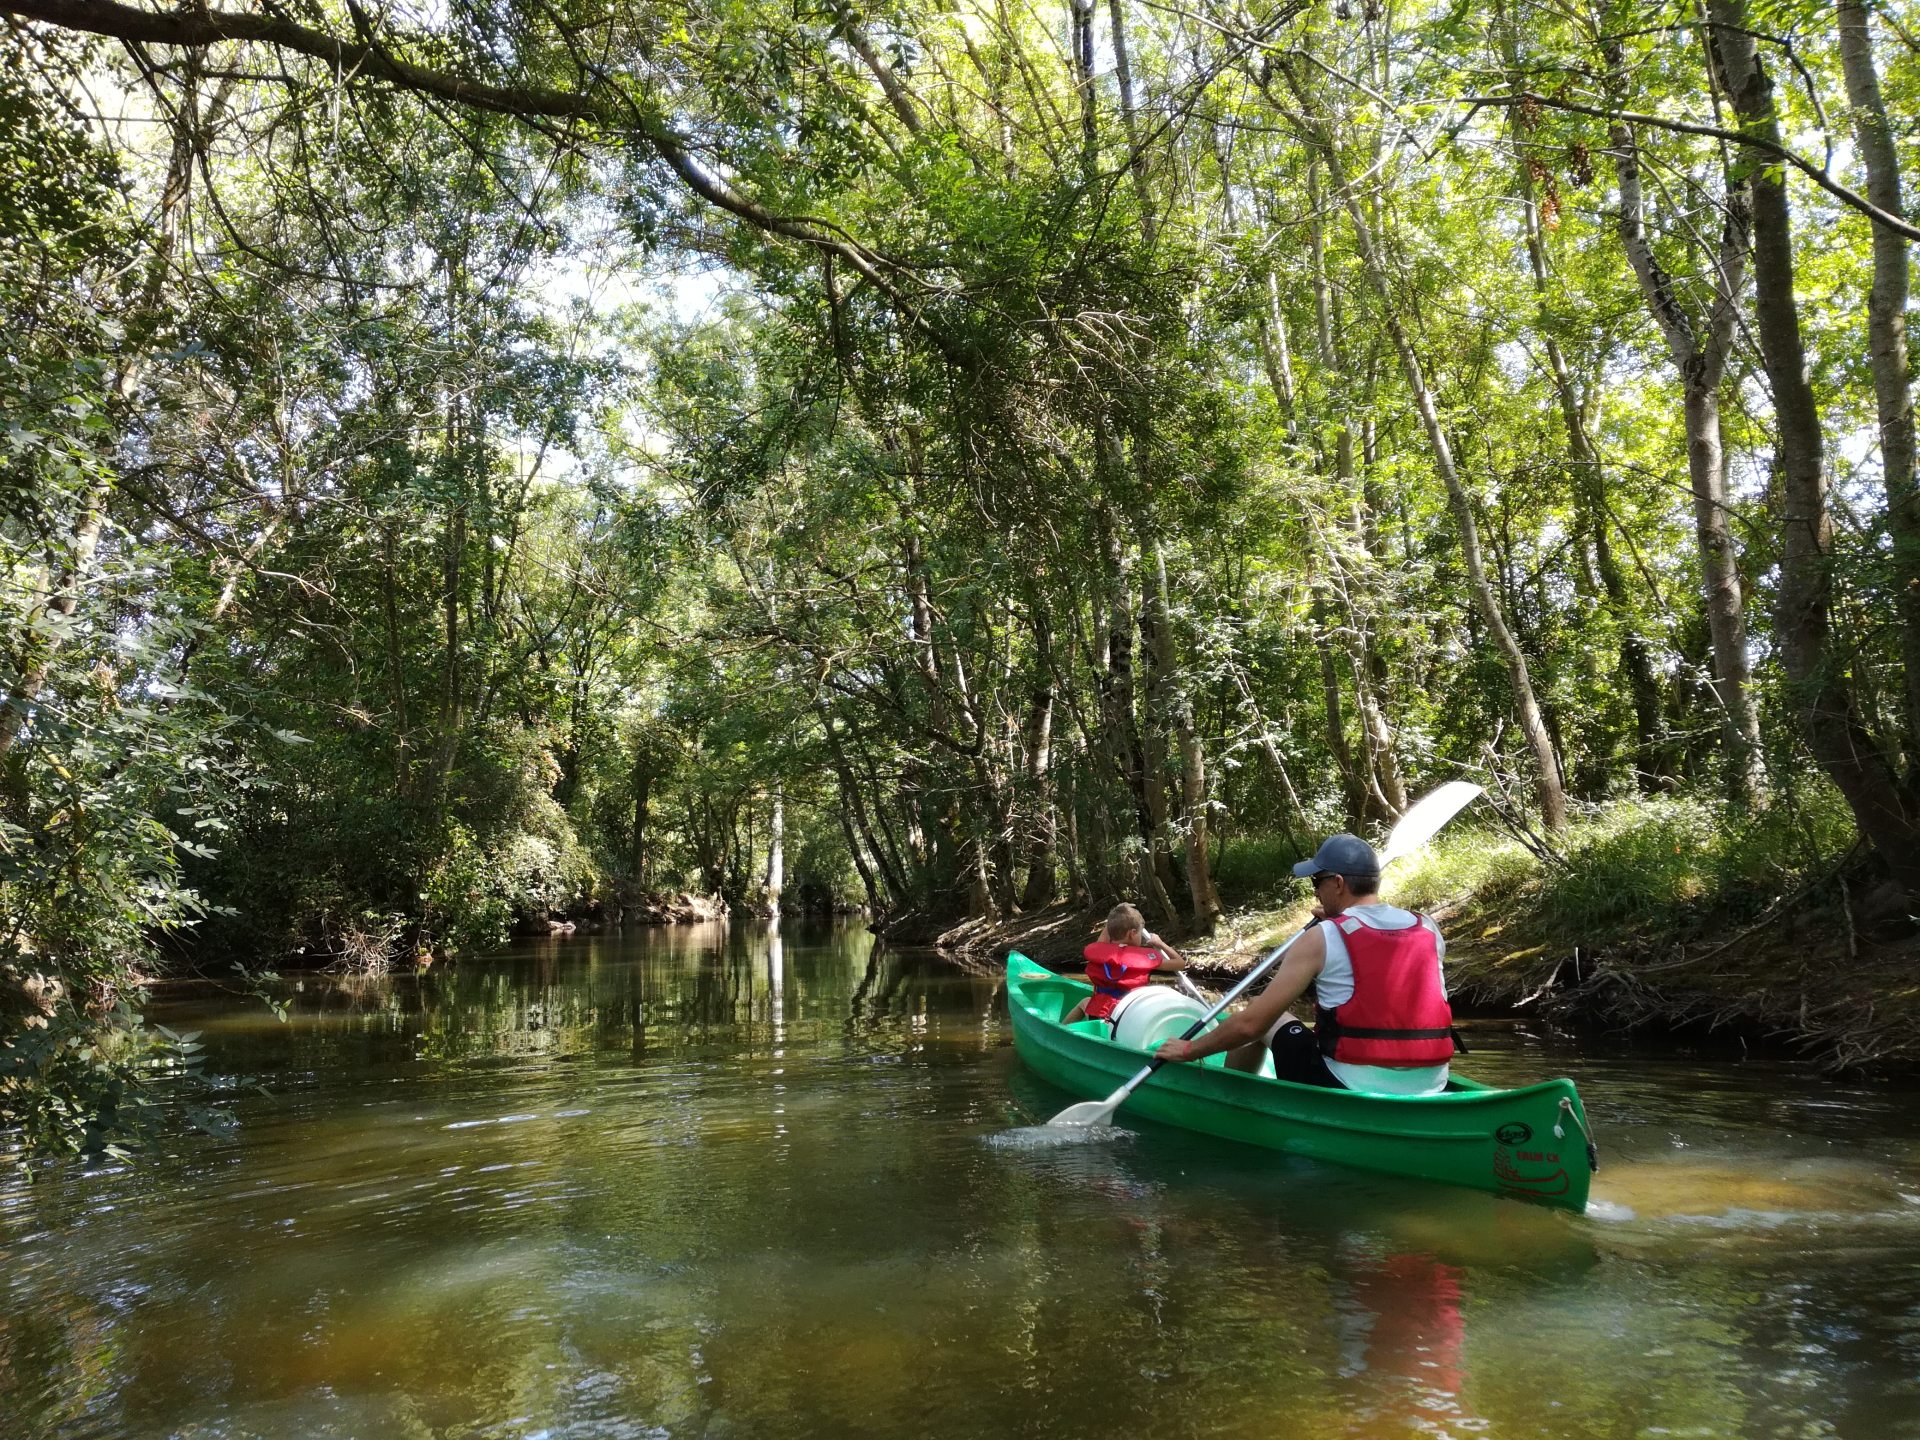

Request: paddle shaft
left=1100, top=918, right=1318, bottom=1109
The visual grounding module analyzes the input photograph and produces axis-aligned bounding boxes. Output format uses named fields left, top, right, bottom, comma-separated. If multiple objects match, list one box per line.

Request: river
left=3, top=922, right=1918, bottom=1438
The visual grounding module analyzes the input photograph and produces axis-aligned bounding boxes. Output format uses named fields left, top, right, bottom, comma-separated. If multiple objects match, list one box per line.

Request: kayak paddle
left=1175, top=972, right=1212, bottom=1003
left=1044, top=780, right=1483, bottom=1129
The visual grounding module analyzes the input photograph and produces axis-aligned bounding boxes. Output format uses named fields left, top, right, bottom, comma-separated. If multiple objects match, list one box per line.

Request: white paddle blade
left=1380, top=781, right=1483, bottom=867
left=1047, top=1098, right=1122, bottom=1128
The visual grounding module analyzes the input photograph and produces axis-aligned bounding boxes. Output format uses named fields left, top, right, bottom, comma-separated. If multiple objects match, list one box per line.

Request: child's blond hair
left=1103, top=902, right=1146, bottom=942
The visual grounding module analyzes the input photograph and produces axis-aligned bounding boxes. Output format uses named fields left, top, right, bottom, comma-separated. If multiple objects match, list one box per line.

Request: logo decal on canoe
left=1495, top=1122, right=1532, bottom=1146
left=1493, top=1145, right=1570, bottom=1196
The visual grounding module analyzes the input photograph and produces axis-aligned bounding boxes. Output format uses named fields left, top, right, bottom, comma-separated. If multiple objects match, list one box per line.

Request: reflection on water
left=2, top=923, right=1919, bottom=1438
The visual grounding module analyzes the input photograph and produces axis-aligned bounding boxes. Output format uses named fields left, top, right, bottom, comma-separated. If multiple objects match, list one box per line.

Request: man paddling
left=1152, top=834, right=1454, bottom=1094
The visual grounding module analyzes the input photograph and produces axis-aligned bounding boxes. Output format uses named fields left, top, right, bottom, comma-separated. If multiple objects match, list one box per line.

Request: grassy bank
left=944, top=796, right=1920, bottom=1074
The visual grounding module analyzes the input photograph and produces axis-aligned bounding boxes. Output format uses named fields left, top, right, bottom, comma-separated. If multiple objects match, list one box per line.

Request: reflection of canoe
left=1006, top=954, right=1594, bottom=1213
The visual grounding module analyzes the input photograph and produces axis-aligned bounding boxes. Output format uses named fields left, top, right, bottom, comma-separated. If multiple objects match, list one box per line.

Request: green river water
left=4, top=922, right=1920, bottom=1439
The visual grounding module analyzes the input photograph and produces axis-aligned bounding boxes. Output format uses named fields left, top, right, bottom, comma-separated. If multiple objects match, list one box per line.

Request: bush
left=1211, top=833, right=1313, bottom=908
left=1, top=999, right=225, bottom=1164
left=421, top=826, right=515, bottom=954
left=1545, top=800, right=1721, bottom=931
left=1389, top=828, right=1539, bottom=914
left=1391, top=790, right=1857, bottom=947
left=420, top=799, right=598, bottom=955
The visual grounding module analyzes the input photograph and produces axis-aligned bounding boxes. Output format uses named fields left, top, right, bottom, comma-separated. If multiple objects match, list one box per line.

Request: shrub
left=1211, top=833, right=1313, bottom=908
left=1389, top=828, right=1539, bottom=914
left=1388, top=790, right=1857, bottom=947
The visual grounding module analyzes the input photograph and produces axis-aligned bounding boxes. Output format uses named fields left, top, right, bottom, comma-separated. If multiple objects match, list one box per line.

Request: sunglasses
left=1309, top=872, right=1339, bottom=887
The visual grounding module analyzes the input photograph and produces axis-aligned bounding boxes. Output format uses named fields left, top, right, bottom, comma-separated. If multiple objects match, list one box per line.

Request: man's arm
left=1156, top=926, right=1326, bottom=1063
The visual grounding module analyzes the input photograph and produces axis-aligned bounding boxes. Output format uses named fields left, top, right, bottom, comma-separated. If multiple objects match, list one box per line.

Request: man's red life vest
left=1082, top=941, right=1160, bottom=1020
left=1314, top=915, right=1453, bottom=1066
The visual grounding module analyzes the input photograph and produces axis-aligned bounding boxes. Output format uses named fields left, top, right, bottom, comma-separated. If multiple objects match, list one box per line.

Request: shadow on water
left=3, top=922, right=1919, bottom=1438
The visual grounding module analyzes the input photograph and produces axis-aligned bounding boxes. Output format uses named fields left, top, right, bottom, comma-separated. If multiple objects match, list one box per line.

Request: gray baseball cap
left=1291, top=833, right=1380, bottom=880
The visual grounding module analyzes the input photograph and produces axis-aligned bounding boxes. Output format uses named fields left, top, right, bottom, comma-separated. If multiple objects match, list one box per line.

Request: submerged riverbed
left=4, top=922, right=1919, bottom=1438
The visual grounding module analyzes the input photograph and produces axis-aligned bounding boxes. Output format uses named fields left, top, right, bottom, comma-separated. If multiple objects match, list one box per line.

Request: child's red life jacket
left=1314, top=916, right=1453, bottom=1066
left=1082, top=941, right=1161, bottom=1020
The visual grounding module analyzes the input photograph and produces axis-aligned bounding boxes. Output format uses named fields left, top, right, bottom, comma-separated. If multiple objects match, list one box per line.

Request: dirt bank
left=926, top=895, right=1920, bottom=1076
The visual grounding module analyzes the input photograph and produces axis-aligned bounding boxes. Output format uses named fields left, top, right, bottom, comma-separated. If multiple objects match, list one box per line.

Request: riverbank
left=930, top=802, right=1920, bottom=1075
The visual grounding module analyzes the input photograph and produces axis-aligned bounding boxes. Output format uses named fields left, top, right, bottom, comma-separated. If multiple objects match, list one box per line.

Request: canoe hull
left=1006, top=954, right=1592, bottom=1212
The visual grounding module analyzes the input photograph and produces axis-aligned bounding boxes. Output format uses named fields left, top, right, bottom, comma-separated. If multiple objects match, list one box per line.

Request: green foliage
left=7, top=0, right=1920, bottom=1159
left=1390, top=830, right=1543, bottom=917
left=1546, top=795, right=1855, bottom=937
left=1210, top=835, right=1314, bottom=910
left=0, top=35, right=122, bottom=263
left=0, top=1000, right=230, bottom=1164
left=1394, top=791, right=1859, bottom=950
left=786, top=801, right=863, bottom=912
left=421, top=826, right=518, bottom=957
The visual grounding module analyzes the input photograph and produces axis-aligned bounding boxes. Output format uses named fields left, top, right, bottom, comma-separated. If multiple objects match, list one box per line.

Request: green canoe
left=1005, top=953, right=1595, bottom=1212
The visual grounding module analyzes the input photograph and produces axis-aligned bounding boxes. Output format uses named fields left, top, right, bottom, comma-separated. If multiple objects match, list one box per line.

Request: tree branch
left=2, top=0, right=919, bottom=295
left=1456, top=91, right=1920, bottom=244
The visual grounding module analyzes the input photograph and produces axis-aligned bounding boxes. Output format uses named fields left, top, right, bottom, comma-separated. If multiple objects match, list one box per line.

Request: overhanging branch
left=6, top=0, right=601, bottom=119
left=2, top=0, right=916, bottom=296
left=1457, top=91, right=1920, bottom=245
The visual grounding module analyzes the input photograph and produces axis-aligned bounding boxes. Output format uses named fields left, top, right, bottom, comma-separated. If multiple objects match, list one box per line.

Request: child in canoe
left=1062, top=902, right=1190, bottom=1026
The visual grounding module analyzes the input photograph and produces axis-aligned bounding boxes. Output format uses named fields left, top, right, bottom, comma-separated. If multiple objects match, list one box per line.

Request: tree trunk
left=1143, top=541, right=1222, bottom=932
left=967, top=823, right=998, bottom=919
left=1315, top=593, right=1365, bottom=826
left=1683, top=381, right=1766, bottom=800
left=832, top=0, right=923, bottom=135
left=1710, top=0, right=1920, bottom=891
left=630, top=754, right=651, bottom=898
left=1499, top=48, right=1665, bottom=789
left=1105, top=0, right=1155, bottom=245
left=434, top=480, right=466, bottom=810
left=1839, top=0, right=1920, bottom=755
left=973, top=753, right=1018, bottom=915
left=901, top=524, right=961, bottom=903
left=1068, top=0, right=1098, bottom=180
left=1019, top=604, right=1058, bottom=909
left=382, top=519, right=412, bottom=794
left=1291, top=90, right=1566, bottom=831
left=1228, top=660, right=1306, bottom=847
left=1083, top=581, right=1121, bottom=900
left=822, top=701, right=907, bottom=906
left=1337, top=613, right=1406, bottom=820
left=1609, top=101, right=1765, bottom=805
left=1305, top=158, right=1402, bottom=820
left=1135, top=585, right=1184, bottom=905
left=763, top=789, right=784, bottom=914
left=1096, top=497, right=1177, bottom=922
left=1257, top=270, right=1299, bottom=440
left=1307, top=160, right=1343, bottom=473
left=836, top=785, right=881, bottom=915
left=1062, top=760, right=1089, bottom=903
